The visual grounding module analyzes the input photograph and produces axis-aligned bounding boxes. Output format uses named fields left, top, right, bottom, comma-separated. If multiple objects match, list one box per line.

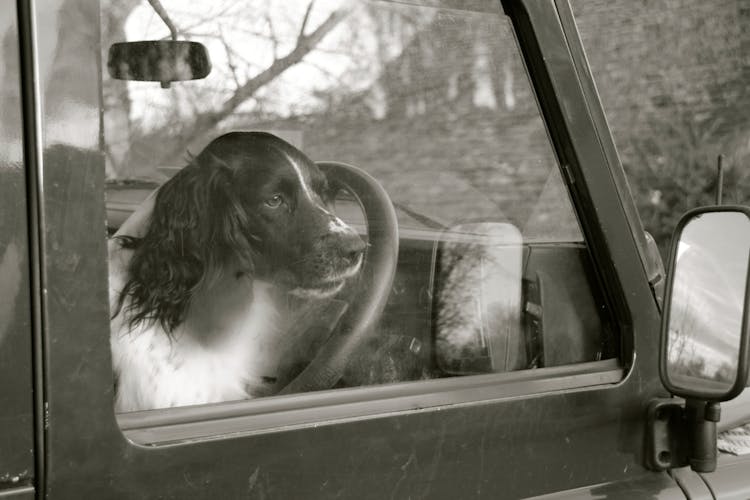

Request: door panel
left=0, top=1, right=35, bottom=494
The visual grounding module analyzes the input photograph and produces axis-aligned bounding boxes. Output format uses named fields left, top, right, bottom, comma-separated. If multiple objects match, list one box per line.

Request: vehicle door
left=27, top=0, right=691, bottom=498
left=0, top=2, right=36, bottom=498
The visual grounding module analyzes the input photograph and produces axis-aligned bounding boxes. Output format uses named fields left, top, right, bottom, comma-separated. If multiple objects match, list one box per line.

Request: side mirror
left=107, top=41, right=211, bottom=87
left=651, top=206, right=750, bottom=473
left=660, top=206, right=750, bottom=402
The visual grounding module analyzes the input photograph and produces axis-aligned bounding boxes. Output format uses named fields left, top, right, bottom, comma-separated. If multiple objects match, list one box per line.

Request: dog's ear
left=118, top=159, right=256, bottom=334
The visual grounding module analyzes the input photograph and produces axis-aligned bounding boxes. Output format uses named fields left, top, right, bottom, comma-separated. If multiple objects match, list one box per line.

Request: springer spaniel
left=109, top=132, right=365, bottom=412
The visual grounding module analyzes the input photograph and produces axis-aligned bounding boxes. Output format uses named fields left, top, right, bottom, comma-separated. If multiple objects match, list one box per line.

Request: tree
left=102, top=0, right=353, bottom=180
left=571, top=0, right=750, bottom=259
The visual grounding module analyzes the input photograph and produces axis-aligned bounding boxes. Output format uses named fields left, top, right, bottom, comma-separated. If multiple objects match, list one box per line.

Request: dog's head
left=117, top=131, right=365, bottom=332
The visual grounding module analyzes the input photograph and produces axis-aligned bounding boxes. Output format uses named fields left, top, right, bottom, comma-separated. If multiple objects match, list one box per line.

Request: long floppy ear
left=117, top=159, right=256, bottom=334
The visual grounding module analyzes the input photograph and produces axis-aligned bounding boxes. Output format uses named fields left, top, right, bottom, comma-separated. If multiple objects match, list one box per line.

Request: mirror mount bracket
left=646, top=398, right=689, bottom=472
left=686, top=399, right=720, bottom=473
left=645, top=397, right=720, bottom=473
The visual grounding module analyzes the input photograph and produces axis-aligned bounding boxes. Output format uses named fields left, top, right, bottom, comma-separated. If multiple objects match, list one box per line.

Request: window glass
left=102, top=0, right=615, bottom=413
left=571, top=1, right=750, bottom=259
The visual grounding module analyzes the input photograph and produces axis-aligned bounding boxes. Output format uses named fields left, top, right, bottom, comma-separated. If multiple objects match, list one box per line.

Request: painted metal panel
left=0, top=0, right=35, bottom=493
left=701, top=454, right=750, bottom=500
left=526, top=471, right=695, bottom=500
left=523, top=456, right=714, bottom=499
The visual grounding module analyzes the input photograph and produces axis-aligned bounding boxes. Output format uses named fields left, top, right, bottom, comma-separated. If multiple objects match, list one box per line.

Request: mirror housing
left=660, top=206, right=750, bottom=402
left=107, top=41, right=211, bottom=86
left=649, top=206, right=750, bottom=473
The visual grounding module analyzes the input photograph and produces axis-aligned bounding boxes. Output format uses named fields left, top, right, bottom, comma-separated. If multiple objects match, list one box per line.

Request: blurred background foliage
left=572, top=0, right=750, bottom=258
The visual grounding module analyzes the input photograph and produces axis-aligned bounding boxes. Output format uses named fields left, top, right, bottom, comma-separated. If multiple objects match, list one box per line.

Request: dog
left=109, top=132, right=366, bottom=412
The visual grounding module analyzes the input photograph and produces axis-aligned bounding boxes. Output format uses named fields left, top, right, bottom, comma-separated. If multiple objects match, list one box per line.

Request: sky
left=123, top=0, right=384, bottom=127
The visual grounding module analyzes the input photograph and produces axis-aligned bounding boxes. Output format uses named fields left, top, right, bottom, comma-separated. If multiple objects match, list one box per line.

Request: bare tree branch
left=157, top=7, right=352, bottom=164
left=218, top=26, right=241, bottom=89
left=265, top=5, right=280, bottom=59
left=167, top=2, right=240, bottom=39
left=298, top=0, right=316, bottom=39
left=301, top=59, right=340, bottom=82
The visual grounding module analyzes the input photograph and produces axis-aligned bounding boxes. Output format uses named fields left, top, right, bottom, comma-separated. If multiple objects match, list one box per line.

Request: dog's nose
left=340, top=233, right=366, bottom=265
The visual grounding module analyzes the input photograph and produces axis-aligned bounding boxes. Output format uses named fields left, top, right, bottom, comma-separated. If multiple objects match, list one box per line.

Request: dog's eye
left=264, top=194, right=284, bottom=208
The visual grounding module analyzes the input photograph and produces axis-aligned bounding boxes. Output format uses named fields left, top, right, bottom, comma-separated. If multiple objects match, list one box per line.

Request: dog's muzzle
left=290, top=219, right=366, bottom=299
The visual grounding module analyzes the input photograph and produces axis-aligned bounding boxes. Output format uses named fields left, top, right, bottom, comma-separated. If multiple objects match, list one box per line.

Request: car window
left=570, top=1, right=750, bottom=260
left=102, top=0, right=617, bottom=414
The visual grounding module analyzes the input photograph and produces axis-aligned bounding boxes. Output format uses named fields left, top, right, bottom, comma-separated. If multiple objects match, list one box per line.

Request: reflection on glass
left=666, top=212, right=750, bottom=394
left=434, top=222, right=523, bottom=374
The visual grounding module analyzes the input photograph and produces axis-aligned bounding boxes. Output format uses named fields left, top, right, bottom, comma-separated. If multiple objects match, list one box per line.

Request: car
left=1, top=0, right=749, bottom=498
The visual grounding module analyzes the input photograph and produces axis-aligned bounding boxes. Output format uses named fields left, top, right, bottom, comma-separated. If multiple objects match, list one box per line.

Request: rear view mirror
left=660, top=206, right=750, bottom=402
left=107, top=41, right=211, bottom=85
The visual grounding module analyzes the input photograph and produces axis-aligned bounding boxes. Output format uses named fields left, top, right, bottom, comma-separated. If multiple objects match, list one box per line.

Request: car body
left=1, top=0, right=749, bottom=498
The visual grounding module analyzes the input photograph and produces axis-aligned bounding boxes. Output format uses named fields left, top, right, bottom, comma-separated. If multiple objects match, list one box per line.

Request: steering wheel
left=278, top=161, right=399, bottom=394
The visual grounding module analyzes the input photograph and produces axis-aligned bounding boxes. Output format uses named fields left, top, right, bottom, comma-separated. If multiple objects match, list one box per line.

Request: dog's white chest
left=111, top=281, right=282, bottom=412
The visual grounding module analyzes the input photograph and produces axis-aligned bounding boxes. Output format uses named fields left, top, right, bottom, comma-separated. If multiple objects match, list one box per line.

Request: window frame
left=96, top=0, right=631, bottom=445
left=119, top=359, right=622, bottom=443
